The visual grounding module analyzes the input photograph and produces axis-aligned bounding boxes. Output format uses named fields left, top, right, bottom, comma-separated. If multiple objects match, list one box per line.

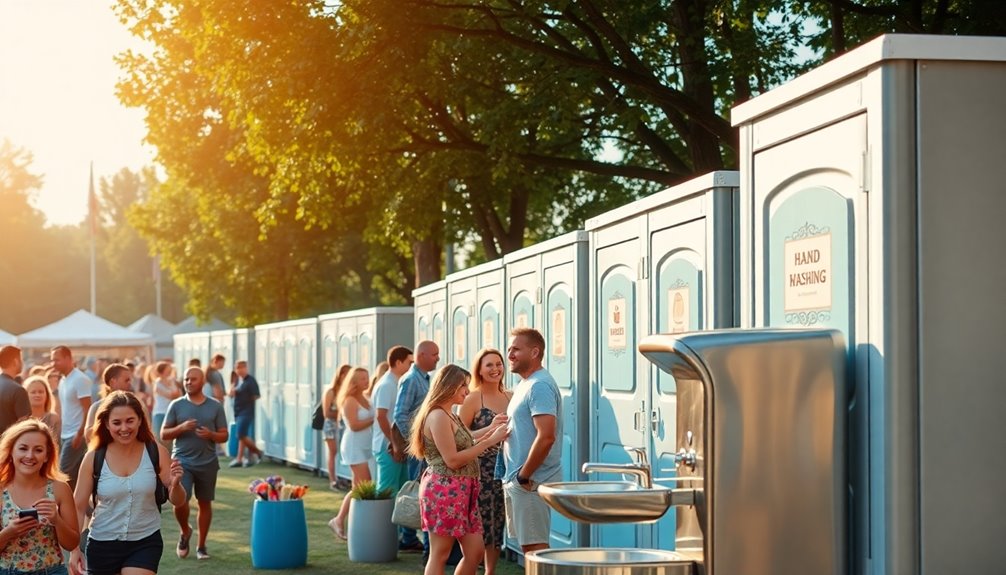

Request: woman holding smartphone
left=0, top=419, right=79, bottom=575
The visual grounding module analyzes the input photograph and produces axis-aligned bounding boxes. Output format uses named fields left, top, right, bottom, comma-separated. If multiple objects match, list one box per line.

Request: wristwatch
left=517, top=474, right=531, bottom=486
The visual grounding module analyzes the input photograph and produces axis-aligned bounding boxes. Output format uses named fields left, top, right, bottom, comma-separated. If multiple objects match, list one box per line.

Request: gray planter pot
left=347, top=497, right=398, bottom=563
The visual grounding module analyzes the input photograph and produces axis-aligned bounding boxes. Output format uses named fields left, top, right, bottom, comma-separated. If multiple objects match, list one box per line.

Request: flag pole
left=89, top=162, right=96, bottom=315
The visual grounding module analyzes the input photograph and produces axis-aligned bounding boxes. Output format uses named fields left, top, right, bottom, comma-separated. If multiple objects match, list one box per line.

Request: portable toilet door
left=413, top=280, right=447, bottom=358
left=266, top=324, right=286, bottom=462
left=732, top=35, right=1006, bottom=575
left=586, top=171, right=739, bottom=550
left=295, top=320, right=318, bottom=471
left=317, top=315, right=339, bottom=482
left=235, top=329, right=255, bottom=372
left=372, top=307, right=416, bottom=362
left=446, top=260, right=504, bottom=372
left=503, top=231, right=590, bottom=550
left=209, top=329, right=235, bottom=420
left=253, top=326, right=270, bottom=458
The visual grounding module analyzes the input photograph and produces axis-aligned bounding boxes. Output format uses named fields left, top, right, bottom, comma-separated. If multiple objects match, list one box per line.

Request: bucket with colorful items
left=248, top=475, right=309, bottom=569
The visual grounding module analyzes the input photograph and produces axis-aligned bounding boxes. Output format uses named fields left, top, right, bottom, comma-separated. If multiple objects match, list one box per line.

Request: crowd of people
left=0, top=325, right=562, bottom=575
left=0, top=344, right=262, bottom=574
left=325, top=327, right=563, bottom=575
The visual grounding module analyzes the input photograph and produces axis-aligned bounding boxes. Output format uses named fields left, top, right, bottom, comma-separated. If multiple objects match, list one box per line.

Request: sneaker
left=243, top=453, right=259, bottom=467
left=329, top=481, right=339, bottom=492
left=228, top=458, right=243, bottom=468
left=196, top=547, right=210, bottom=560
left=176, top=526, right=192, bottom=558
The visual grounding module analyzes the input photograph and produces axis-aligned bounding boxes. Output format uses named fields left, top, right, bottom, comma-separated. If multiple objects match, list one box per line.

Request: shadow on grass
left=154, top=458, right=526, bottom=575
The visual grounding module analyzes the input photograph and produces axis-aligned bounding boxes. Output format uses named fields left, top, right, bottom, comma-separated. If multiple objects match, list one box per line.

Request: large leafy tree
left=114, top=0, right=1005, bottom=316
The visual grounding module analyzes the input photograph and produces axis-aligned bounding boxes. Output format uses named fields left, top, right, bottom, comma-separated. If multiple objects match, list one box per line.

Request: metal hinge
left=861, top=149, right=871, bottom=193
left=638, top=256, right=649, bottom=280
left=535, top=287, right=543, bottom=304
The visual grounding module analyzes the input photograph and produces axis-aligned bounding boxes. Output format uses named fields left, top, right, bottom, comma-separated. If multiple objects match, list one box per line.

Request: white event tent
left=17, top=310, right=156, bottom=361
left=0, top=329, right=15, bottom=345
left=128, top=314, right=178, bottom=361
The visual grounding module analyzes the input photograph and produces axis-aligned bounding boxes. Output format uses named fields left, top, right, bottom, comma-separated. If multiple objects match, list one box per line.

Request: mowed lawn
left=154, top=458, right=526, bottom=575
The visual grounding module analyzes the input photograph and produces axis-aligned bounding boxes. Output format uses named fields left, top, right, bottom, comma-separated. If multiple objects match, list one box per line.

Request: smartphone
left=17, top=508, right=38, bottom=520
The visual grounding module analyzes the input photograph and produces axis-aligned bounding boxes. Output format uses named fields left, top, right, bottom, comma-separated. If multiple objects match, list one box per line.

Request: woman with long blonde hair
left=24, top=375, right=62, bottom=441
left=323, top=364, right=351, bottom=491
left=458, top=349, right=511, bottom=575
left=328, top=367, right=374, bottom=539
left=0, top=419, right=78, bottom=575
left=410, top=364, right=509, bottom=575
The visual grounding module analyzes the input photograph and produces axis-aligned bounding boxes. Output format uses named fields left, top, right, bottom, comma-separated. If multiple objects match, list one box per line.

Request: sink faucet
left=581, top=447, right=652, bottom=488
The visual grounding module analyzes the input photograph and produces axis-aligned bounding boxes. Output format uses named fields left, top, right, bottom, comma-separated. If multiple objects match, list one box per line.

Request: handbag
left=391, top=479, right=422, bottom=530
left=311, top=403, right=325, bottom=430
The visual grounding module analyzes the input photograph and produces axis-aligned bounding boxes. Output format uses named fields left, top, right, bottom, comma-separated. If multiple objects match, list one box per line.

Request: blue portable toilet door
left=648, top=218, right=707, bottom=550
left=592, top=238, right=646, bottom=548
left=543, top=278, right=577, bottom=549
left=267, top=338, right=284, bottom=460
left=283, top=332, right=299, bottom=464
left=297, top=332, right=316, bottom=468
left=508, top=288, right=535, bottom=390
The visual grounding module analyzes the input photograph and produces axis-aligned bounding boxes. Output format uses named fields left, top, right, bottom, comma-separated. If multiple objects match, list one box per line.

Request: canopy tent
left=128, top=314, right=177, bottom=361
left=173, top=316, right=232, bottom=334
left=17, top=310, right=155, bottom=360
left=0, top=329, right=15, bottom=346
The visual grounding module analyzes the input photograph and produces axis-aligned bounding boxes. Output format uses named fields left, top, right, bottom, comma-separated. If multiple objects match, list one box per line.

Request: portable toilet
left=503, top=231, right=590, bottom=551
left=445, top=260, right=505, bottom=371
left=318, top=307, right=415, bottom=481
left=413, top=280, right=448, bottom=358
left=209, top=329, right=235, bottom=419
left=732, top=34, right=1006, bottom=575
left=585, top=171, right=739, bottom=549
left=234, top=328, right=255, bottom=371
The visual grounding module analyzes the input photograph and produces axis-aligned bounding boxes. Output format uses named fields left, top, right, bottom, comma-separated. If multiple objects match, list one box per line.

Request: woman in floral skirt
left=409, top=365, right=509, bottom=575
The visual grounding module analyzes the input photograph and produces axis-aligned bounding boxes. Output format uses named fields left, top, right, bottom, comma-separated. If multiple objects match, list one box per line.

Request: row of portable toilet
left=170, top=36, right=1005, bottom=574
left=414, top=171, right=738, bottom=554
left=174, top=328, right=254, bottom=423
left=416, top=35, right=1006, bottom=574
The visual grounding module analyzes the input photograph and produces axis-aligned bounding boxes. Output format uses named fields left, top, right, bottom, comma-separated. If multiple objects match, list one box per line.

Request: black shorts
left=86, top=530, right=163, bottom=575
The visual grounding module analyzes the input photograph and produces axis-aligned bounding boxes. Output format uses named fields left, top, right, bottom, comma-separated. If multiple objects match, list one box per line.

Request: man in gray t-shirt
left=162, top=367, right=228, bottom=561
left=503, top=328, right=562, bottom=553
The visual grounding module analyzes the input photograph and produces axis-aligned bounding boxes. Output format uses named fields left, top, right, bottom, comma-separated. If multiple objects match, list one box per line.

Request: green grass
left=155, top=457, right=525, bottom=575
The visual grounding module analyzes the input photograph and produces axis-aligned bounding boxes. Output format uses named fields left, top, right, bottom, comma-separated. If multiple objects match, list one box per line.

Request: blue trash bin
left=228, top=422, right=239, bottom=458
left=250, top=499, right=308, bottom=569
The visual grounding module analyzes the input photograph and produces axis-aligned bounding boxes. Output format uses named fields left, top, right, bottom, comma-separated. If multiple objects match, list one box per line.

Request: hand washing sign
left=784, top=231, right=832, bottom=312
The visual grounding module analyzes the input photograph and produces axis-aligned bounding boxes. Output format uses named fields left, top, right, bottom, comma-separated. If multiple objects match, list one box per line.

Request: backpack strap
left=145, top=441, right=161, bottom=474
left=91, top=446, right=107, bottom=509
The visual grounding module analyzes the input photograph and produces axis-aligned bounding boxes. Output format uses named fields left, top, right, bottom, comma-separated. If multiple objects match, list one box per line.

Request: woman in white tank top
left=328, top=367, right=374, bottom=539
left=70, top=391, right=185, bottom=575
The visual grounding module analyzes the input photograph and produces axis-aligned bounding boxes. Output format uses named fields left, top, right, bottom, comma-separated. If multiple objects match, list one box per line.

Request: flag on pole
left=88, top=163, right=98, bottom=234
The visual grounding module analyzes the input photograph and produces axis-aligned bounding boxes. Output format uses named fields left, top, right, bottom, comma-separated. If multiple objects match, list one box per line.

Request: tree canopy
left=113, top=0, right=1005, bottom=323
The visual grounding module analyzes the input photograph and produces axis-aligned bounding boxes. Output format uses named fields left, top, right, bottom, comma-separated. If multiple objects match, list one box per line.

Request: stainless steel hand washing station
left=534, top=329, right=846, bottom=575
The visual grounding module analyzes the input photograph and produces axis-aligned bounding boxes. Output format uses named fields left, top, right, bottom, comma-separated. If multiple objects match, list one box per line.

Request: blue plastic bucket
left=249, top=499, right=308, bottom=569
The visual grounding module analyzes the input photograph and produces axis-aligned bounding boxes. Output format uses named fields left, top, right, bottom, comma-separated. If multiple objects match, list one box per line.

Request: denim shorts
left=0, top=563, right=68, bottom=575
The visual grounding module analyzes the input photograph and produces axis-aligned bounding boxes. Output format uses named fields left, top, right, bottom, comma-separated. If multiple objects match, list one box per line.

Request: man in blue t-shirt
left=162, top=367, right=228, bottom=561
left=503, top=327, right=562, bottom=554
left=228, top=360, right=263, bottom=468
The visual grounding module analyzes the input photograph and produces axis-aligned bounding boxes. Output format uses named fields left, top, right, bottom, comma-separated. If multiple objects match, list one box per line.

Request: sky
left=0, top=0, right=154, bottom=227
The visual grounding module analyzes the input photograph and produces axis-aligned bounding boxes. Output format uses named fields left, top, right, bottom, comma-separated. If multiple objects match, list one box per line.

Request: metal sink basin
left=538, top=481, right=697, bottom=523
left=526, top=548, right=696, bottom=575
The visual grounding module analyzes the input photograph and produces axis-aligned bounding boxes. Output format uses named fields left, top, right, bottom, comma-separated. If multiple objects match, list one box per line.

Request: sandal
left=328, top=517, right=347, bottom=540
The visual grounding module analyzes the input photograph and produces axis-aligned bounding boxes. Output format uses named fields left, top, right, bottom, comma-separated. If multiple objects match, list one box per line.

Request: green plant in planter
left=349, top=480, right=393, bottom=500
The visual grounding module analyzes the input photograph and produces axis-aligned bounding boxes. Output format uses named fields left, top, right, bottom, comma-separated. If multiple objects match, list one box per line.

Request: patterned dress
left=420, top=410, right=483, bottom=538
left=470, top=405, right=505, bottom=548
left=0, top=481, right=64, bottom=573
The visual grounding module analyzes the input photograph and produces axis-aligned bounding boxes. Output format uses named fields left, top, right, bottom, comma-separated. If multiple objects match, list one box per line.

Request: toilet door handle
left=650, top=410, right=659, bottom=432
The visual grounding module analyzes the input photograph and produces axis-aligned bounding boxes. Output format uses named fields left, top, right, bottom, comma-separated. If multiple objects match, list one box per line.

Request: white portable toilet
left=732, top=34, right=1006, bottom=575
left=209, top=329, right=235, bottom=419
left=503, top=231, right=590, bottom=551
left=413, top=280, right=448, bottom=355
left=234, top=328, right=255, bottom=370
left=446, top=260, right=505, bottom=371
left=253, top=319, right=317, bottom=470
left=585, top=171, right=739, bottom=550
left=318, top=307, right=415, bottom=481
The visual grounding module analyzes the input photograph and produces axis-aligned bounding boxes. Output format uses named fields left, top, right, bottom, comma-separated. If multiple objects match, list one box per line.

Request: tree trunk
left=413, top=238, right=442, bottom=288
